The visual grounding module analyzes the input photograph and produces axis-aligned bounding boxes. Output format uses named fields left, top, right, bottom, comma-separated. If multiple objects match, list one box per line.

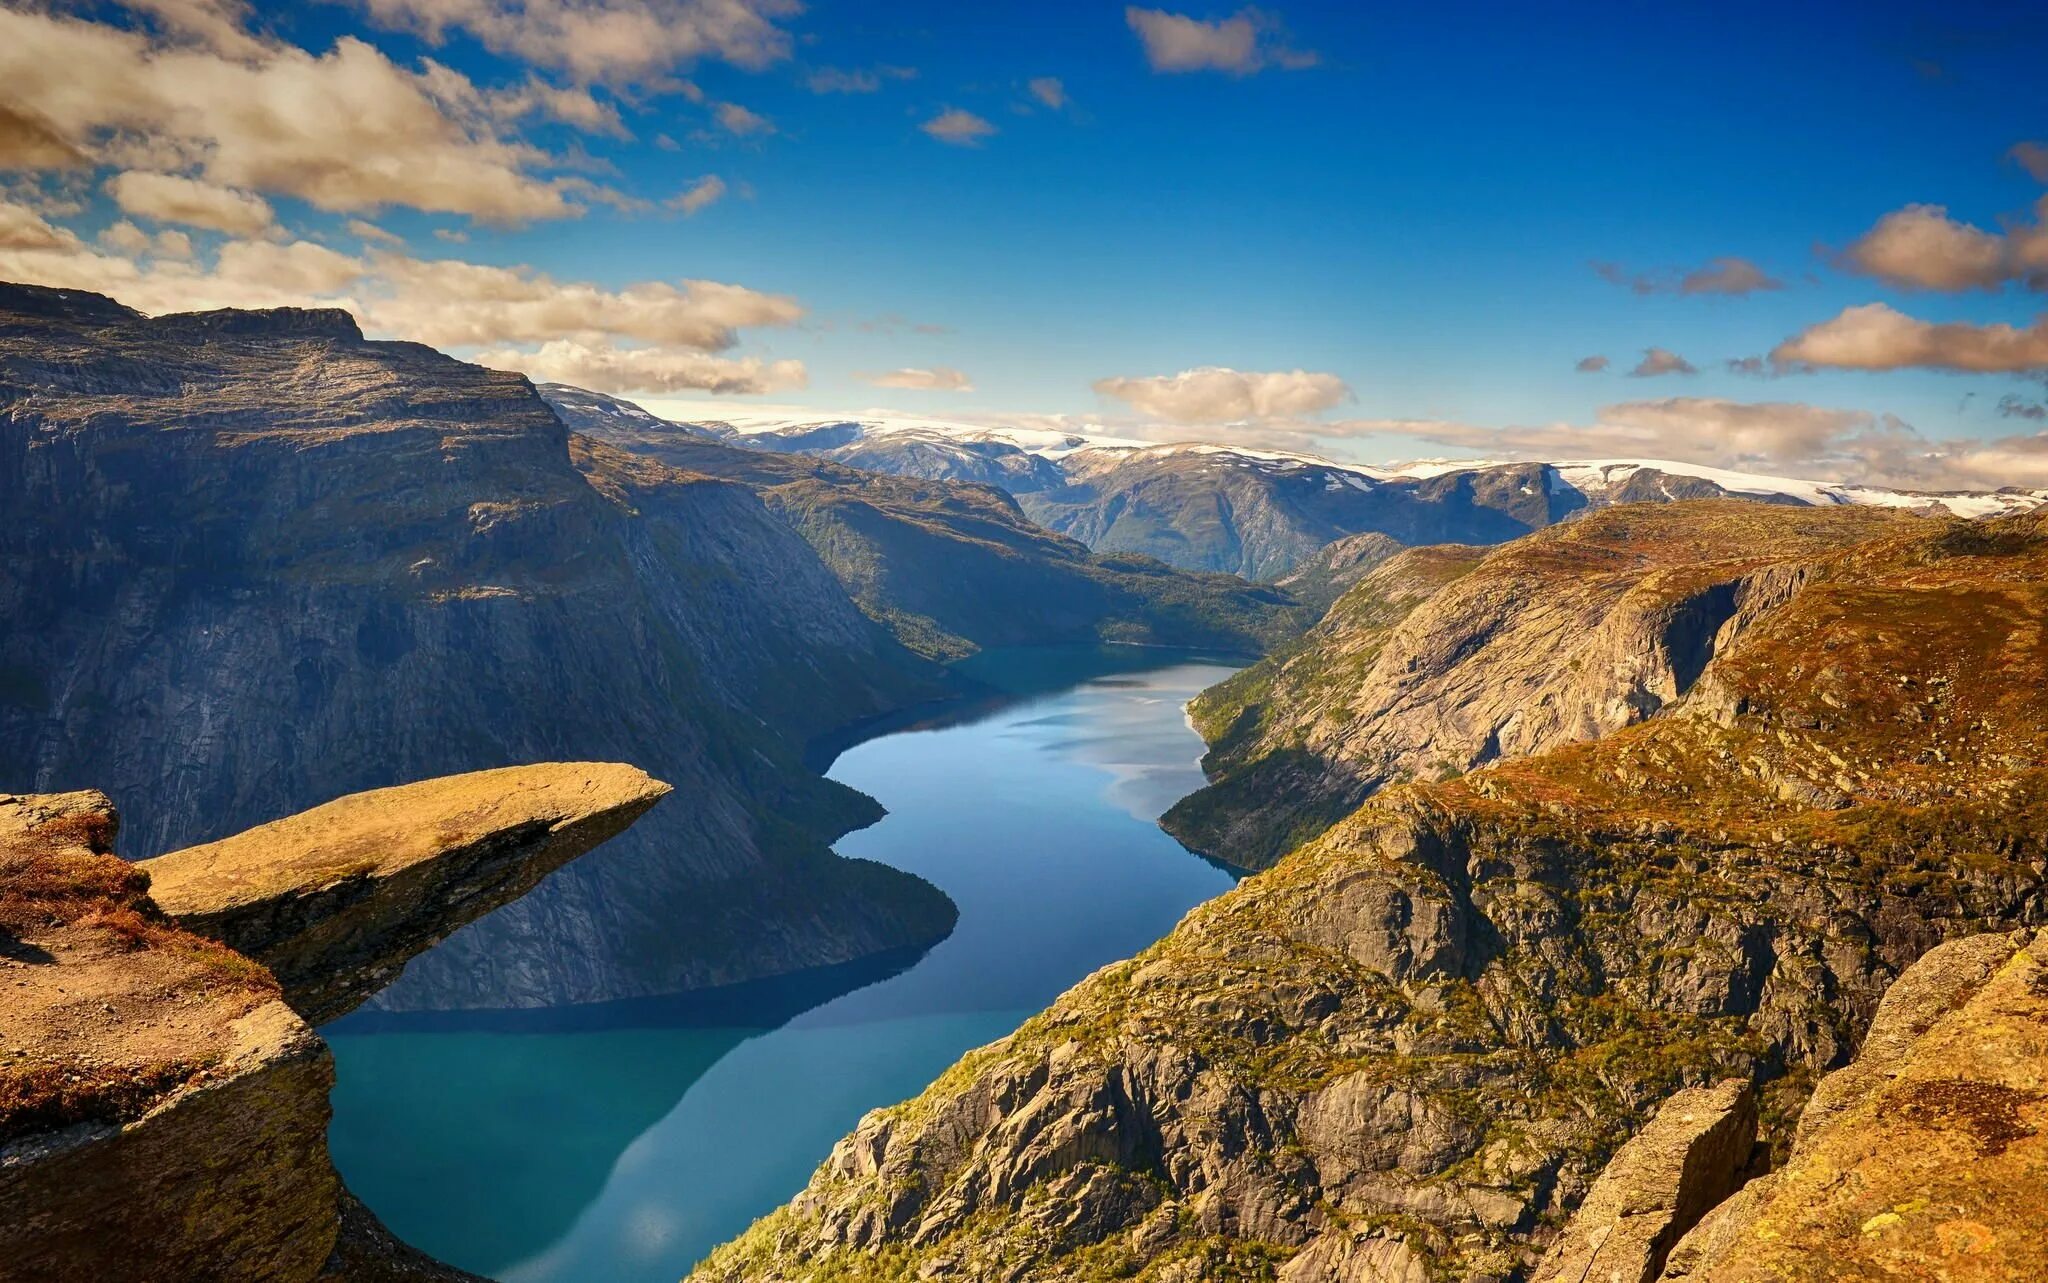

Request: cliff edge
left=0, top=764, right=664, bottom=1282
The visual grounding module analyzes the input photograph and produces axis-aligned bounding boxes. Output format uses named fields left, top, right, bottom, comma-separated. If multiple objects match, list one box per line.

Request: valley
left=324, top=647, right=1243, bottom=1282
left=4, top=288, right=2044, bottom=1283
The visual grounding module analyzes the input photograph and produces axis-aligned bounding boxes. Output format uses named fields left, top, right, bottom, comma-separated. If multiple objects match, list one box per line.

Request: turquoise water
left=325, top=647, right=1242, bottom=1281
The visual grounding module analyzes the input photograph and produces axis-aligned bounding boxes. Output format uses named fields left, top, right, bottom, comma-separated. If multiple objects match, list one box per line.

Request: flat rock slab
left=142, top=763, right=669, bottom=1024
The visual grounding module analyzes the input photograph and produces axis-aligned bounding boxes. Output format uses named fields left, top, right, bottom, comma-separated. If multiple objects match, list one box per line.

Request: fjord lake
left=323, top=647, right=1242, bottom=1281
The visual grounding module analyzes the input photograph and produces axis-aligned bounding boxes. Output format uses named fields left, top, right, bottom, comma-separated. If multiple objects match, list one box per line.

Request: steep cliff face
left=545, top=386, right=1302, bottom=662
left=696, top=504, right=2048, bottom=1283
left=1, top=766, right=661, bottom=1282
left=0, top=281, right=954, bottom=1012
left=1166, top=504, right=1909, bottom=871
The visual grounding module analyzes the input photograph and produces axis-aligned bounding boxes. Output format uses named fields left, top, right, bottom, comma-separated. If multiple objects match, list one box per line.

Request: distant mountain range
left=679, top=410, right=2048, bottom=579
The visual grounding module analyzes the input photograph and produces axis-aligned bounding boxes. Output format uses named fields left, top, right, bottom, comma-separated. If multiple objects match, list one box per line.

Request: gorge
left=325, top=647, right=1243, bottom=1281
left=6, top=286, right=2047, bottom=1283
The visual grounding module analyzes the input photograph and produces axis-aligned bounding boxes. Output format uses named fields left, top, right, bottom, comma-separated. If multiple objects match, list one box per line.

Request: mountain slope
left=547, top=387, right=1304, bottom=661
left=700, top=415, right=2048, bottom=578
left=695, top=501, right=2048, bottom=1283
left=0, top=282, right=956, bottom=1013
left=1166, top=503, right=1911, bottom=870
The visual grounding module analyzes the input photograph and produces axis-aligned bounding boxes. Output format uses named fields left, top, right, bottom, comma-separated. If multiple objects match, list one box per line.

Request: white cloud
left=347, top=218, right=404, bottom=245
left=1839, top=203, right=2043, bottom=292
left=97, top=219, right=193, bottom=259
left=1027, top=77, right=1068, bottom=110
left=106, top=171, right=275, bottom=235
left=356, top=0, right=802, bottom=85
left=480, top=338, right=805, bottom=394
left=1094, top=366, right=1352, bottom=422
left=0, top=7, right=605, bottom=224
left=2014, top=141, right=2048, bottom=183
left=1593, top=256, right=1784, bottom=297
left=1575, top=354, right=1610, bottom=373
left=0, top=200, right=84, bottom=252
left=858, top=366, right=974, bottom=391
left=921, top=108, right=996, bottom=146
left=1125, top=6, right=1317, bottom=76
left=0, top=215, right=804, bottom=359
left=713, top=101, right=775, bottom=136
left=0, top=102, right=89, bottom=170
left=1629, top=346, right=1698, bottom=377
left=666, top=174, right=727, bottom=215
left=1771, top=302, right=2048, bottom=374
left=806, top=65, right=914, bottom=94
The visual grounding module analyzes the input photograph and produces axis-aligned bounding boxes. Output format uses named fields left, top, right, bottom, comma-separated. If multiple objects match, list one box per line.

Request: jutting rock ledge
left=0, top=762, right=668, bottom=1283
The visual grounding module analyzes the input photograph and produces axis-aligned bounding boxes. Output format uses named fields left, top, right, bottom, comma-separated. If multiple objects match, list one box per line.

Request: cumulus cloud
left=1592, top=256, right=1784, bottom=297
left=921, top=108, right=996, bottom=146
left=1575, top=354, right=1610, bottom=373
left=106, top=171, right=275, bottom=235
left=1838, top=203, right=2044, bottom=292
left=1028, top=77, right=1068, bottom=110
left=1094, top=366, right=1352, bottom=422
left=858, top=366, right=974, bottom=391
left=356, top=0, right=801, bottom=85
left=1771, top=303, right=2048, bottom=374
left=1999, top=394, right=2048, bottom=421
left=477, top=338, right=805, bottom=394
left=666, top=174, right=727, bottom=215
left=0, top=207, right=805, bottom=364
left=1629, top=347, right=1697, bottom=377
left=0, top=6, right=607, bottom=224
left=1125, top=6, right=1317, bottom=75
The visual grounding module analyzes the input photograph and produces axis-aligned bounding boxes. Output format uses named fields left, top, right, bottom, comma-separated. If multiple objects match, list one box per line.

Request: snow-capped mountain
left=672, top=412, right=2047, bottom=578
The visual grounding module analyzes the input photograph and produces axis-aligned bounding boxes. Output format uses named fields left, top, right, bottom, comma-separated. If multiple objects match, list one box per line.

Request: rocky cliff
left=544, top=386, right=1302, bottom=662
left=694, top=502, right=2048, bottom=1282
left=1166, top=504, right=1909, bottom=871
left=0, top=281, right=958, bottom=1012
left=1, top=765, right=658, bottom=1282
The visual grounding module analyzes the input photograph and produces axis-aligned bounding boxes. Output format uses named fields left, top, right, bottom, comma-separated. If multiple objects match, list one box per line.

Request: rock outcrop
left=1657, top=928, right=2048, bottom=1282
left=1532, top=1081, right=1756, bottom=1283
left=0, top=281, right=958, bottom=1012
left=141, top=763, right=669, bottom=1024
left=1166, top=504, right=1908, bottom=870
left=695, top=503, right=2048, bottom=1283
left=0, top=765, right=659, bottom=1282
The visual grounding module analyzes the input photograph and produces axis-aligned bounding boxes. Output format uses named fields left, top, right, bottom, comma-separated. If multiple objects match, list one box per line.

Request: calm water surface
left=325, top=647, right=1241, bottom=1281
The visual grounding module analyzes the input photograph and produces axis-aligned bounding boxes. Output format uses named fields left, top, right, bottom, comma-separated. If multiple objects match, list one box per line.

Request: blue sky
left=3, top=0, right=2047, bottom=482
